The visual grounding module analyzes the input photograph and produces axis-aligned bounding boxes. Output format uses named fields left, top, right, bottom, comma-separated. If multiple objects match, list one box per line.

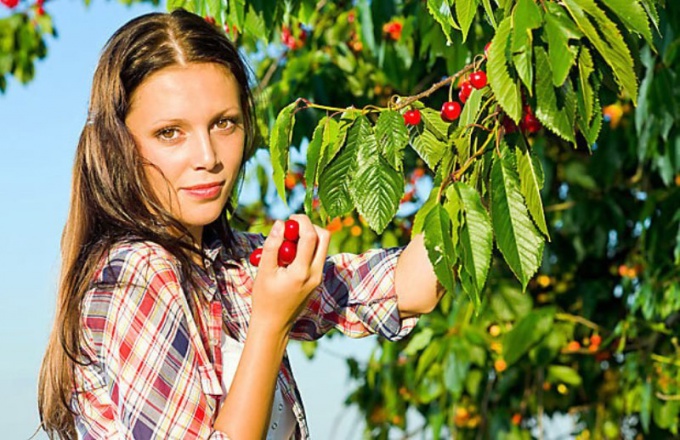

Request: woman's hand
left=250, top=214, right=330, bottom=333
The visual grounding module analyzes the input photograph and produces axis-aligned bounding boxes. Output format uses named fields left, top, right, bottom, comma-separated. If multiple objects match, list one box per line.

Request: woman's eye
left=214, top=118, right=235, bottom=131
left=157, top=128, right=180, bottom=141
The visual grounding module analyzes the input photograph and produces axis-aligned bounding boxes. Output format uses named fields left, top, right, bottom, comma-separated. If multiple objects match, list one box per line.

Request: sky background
left=0, top=1, right=378, bottom=438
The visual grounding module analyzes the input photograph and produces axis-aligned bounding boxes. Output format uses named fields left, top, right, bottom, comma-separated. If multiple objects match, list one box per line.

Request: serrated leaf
left=455, top=182, right=493, bottom=308
left=375, top=110, right=409, bottom=171
left=488, top=17, right=522, bottom=124
left=427, top=0, right=455, bottom=43
left=491, top=146, right=545, bottom=290
left=413, top=189, right=439, bottom=236
left=227, top=0, right=245, bottom=29
left=639, top=0, right=659, bottom=34
left=516, top=137, right=550, bottom=238
left=459, top=88, right=483, bottom=129
left=444, top=339, right=471, bottom=397
left=319, top=112, right=356, bottom=174
left=535, top=47, right=577, bottom=143
left=349, top=128, right=403, bottom=234
left=244, top=6, right=267, bottom=41
left=453, top=136, right=470, bottom=166
left=480, top=0, right=497, bottom=29
left=563, top=0, right=638, bottom=104
left=411, top=128, right=448, bottom=169
left=577, top=47, right=595, bottom=125
left=503, top=307, right=555, bottom=365
left=424, top=204, right=457, bottom=296
left=269, top=101, right=297, bottom=204
left=455, top=0, right=478, bottom=42
left=421, top=107, right=450, bottom=141
left=318, top=117, right=364, bottom=217
left=544, top=2, right=582, bottom=87
left=304, top=119, right=328, bottom=216
left=512, top=0, right=542, bottom=90
left=600, top=0, right=653, bottom=46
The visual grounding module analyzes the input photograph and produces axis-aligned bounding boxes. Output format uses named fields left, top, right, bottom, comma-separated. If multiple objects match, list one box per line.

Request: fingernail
left=271, top=221, right=283, bottom=236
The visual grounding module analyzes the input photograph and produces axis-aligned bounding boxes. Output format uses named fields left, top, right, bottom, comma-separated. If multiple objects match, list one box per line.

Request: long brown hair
left=37, top=9, right=257, bottom=438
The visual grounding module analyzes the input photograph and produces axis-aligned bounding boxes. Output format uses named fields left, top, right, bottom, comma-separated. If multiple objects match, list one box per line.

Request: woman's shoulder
left=92, top=238, right=181, bottom=286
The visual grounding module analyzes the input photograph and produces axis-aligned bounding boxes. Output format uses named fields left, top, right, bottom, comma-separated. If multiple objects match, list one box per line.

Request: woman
left=38, top=8, right=443, bottom=440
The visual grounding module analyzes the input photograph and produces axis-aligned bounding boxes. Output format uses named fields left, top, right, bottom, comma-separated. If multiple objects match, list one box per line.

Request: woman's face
left=125, top=62, right=245, bottom=242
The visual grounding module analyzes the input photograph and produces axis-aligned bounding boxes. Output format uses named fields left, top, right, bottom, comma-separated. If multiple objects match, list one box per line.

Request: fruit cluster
left=249, top=219, right=300, bottom=267
left=402, top=70, right=488, bottom=126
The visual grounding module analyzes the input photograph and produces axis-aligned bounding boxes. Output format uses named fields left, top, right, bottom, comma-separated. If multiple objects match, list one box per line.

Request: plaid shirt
left=73, top=231, right=418, bottom=439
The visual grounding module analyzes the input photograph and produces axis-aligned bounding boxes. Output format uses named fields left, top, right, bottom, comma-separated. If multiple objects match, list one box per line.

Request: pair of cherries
left=249, top=219, right=300, bottom=267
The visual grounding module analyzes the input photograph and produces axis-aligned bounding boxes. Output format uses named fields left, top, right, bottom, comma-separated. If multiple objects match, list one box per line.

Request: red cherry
left=249, top=248, right=263, bottom=267
left=440, top=101, right=461, bottom=122
left=403, top=109, right=421, bottom=126
left=470, top=71, right=487, bottom=89
left=484, top=42, right=491, bottom=58
left=36, top=5, right=44, bottom=15
left=459, top=81, right=473, bottom=104
left=520, top=110, right=542, bottom=134
left=278, top=240, right=297, bottom=266
left=502, top=116, right=518, bottom=134
left=204, top=15, right=216, bottom=25
left=2, top=0, right=19, bottom=7
left=284, top=219, right=300, bottom=242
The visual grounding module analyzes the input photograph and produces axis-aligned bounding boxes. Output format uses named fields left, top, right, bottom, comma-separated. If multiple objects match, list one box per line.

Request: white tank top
left=220, top=332, right=297, bottom=440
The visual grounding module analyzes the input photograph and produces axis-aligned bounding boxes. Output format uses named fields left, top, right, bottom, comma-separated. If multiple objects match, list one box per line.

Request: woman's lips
left=182, top=181, right=225, bottom=199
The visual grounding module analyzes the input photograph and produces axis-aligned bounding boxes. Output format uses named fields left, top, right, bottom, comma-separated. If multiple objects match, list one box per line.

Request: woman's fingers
left=309, top=225, right=330, bottom=280
left=287, top=214, right=318, bottom=271
left=259, top=220, right=285, bottom=270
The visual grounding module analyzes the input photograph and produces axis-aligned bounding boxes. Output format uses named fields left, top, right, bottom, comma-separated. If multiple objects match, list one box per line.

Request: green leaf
left=167, top=0, right=186, bottom=11
left=421, top=107, right=450, bottom=141
left=269, top=101, right=297, bottom=204
left=535, top=47, right=577, bottom=143
left=491, top=282, right=533, bottom=321
left=459, top=88, right=483, bottom=129
left=404, top=328, right=434, bottom=356
left=600, top=0, right=653, bottom=47
left=411, top=128, right=448, bottom=170
left=563, top=0, right=638, bottom=104
left=480, top=0, right=497, bottom=29
left=318, top=117, right=364, bottom=218
left=244, top=6, right=267, bottom=41
left=424, top=204, right=457, bottom=296
left=227, top=0, right=246, bottom=30
left=303, top=119, right=328, bottom=216
left=427, top=0, right=455, bottom=43
left=206, top=0, right=222, bottom=24
left=640, top=380, right=652, bottom=433
left=491, top=146, right=545, bottom=290
left=349, top=152, right=404, bottom=234
left=544, top=2, right=582, bottom=87
left=413, top=188, right=439, bottom=236
left=547, top=365, right=583, bottom=386
left=357, top=0, right=376, bottom=54
left=455, top=0, right=478, bottom=42
left=577, top=47, right=595, bottom=125
left=516, top=137, right=549, bottom=238
left=511, top=0, right=543, bottom=90
left=375, top=110, right=409, bottom=171
left=503, top=307, right=555, bottom=365
left=443, top=339, right=471, bottom=398
left=488, top=17, right=522, bottom=124
left=639, top=0, right=659, bottom=34
left=319, top=112, right=356, bottom=174
left=454, top=182, right=493, bottom=307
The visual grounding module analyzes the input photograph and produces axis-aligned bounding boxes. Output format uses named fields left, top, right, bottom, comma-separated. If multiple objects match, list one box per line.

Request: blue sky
left=0, top=1, right=376, bottom=437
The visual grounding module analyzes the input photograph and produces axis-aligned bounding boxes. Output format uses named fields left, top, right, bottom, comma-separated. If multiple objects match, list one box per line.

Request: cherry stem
left=555, top=312, right=602, bottom=331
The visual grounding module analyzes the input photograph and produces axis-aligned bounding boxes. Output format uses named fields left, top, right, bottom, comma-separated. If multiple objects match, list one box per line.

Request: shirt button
left=271, top=422, right=278, bottom=430
left=211, top=338, right=219, bottom=346
left=278, top=403, right=283, bottom=412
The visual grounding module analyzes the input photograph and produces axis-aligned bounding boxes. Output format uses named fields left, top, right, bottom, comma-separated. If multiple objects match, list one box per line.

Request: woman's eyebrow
left=151, top=107, right=241, bottom=126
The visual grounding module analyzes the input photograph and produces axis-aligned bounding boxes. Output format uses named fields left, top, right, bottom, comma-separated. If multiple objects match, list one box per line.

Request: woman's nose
left=192, top=130, right=219, bottom=170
